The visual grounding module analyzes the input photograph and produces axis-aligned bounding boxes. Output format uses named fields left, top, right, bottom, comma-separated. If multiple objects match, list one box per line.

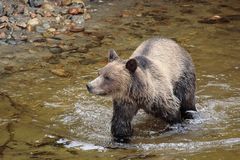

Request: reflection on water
left=0, top=0, right=240, bottom=159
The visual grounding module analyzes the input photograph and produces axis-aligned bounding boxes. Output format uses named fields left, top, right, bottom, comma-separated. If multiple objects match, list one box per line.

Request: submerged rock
left=71, top=15, right=85, bottom=26
left=49, top=46, right=63, bottom=54
left=198, top=15, right=230, bottom=24
left=50, top=68, right=71, bottom=77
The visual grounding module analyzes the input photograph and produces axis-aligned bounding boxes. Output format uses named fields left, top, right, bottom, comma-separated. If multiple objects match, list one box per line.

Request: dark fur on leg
left=111, top=100, right=138, bottom=143
left=173, top=70, right=197, bottom=119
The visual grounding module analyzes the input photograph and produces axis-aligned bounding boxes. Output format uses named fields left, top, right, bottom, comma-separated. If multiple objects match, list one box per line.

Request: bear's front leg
left=111, top=100, right=138, bottom=143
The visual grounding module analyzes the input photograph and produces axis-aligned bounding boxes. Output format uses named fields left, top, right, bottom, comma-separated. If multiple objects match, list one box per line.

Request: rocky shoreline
left=0, top=0, right=91, bottom=45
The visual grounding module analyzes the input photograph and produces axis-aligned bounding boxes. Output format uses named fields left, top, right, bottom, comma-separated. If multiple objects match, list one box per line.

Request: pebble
left=50, top=68, right=70, bottom=77
left=199, top=15, right=230, bottom=24
left=72, top=0, right=85, bottom=6
left=28, top=18, right=40, bottom=26
left=36, top=26, right=46, bottom=33
left=70, top=24, right=84, bottom=32
left=62, top=0, right=72, bottom=6
left=0, top=23, right=7, bottom=29
left=29, top=0, right=44, bottom=8
left=49, top=47, right=63, bottom=54
left=27, top=25, right=34, bottom=32
left=55, top=15, right=62, bottom=23
left=0, top=16, right=9, bottom=23
left=48, top=28, right=56, bottom=32
left=71, top=15, right=85, bottom=26
left=42, top=22, right=51, bottom=29
left=63, top=0, right=85, bottom=6
left=30, top=12, right=37, bottom=18
left=44, top=11, right=52, bottom=17
left=16, top=22, right=27, bottom=29
left=68, top=7, right=84, bottom=15
left=42, top=3, right=54, bottom=11
left=84, top=13, right=91, bottom=20
left=0, top=32, right=6, bottom=39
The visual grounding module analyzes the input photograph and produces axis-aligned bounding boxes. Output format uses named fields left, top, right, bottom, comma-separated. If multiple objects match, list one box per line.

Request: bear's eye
left=104, top=76, right=111, bottom=81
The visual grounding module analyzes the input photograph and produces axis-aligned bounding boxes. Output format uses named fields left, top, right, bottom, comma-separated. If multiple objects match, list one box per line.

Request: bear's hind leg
left=174, top=72, right=197, bottom=119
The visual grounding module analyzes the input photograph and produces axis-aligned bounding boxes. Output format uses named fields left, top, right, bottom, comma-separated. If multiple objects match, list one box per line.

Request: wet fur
left=111, top=37, right=196, bottom=142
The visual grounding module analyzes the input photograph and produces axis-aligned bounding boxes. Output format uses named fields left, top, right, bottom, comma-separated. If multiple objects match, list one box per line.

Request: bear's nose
left=86, top=83, right=92, bottom=92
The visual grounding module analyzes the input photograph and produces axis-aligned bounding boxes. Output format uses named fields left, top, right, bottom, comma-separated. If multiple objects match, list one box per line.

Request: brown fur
left=87, top=37, right=196, bottom=142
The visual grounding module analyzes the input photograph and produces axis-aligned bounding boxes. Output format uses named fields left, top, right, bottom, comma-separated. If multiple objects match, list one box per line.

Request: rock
left=16, top=4, right=25, bottom=14
left=71, top=15, right=85, bottom=26
left=42, top=2, right=55, bottom=11
left=62, top=0, right=72, bottom=6
left=29, top=0, right=44, bottom=8
left=27, top=25, right=34, bottom=32
left=68, top=7, right=84, bottom=15
left=225, top=15, right=240, bottom=21
left=120, top=10, right=131, bottom=17
left=69, top=23, right=84, bottom=32
left=198, top=15, right=230, bottom=24
left=36, top=26, right=46, bottom=33
left=4, top=65, right=14, bottom=72
left=48, top=28, right=56, bottom=32
left=6, top=40, right=17, bottom=45
left=11, top=30, right=28, bottom=41
left=4, top=4, right=14, bottom=16
left=23, top=6, right=29, bottom=16
left=30, top=12, right=37, bottom=18
left=0, top=23, right=7, bottom=29
left=42, top=31, right=55, bottom=38
left=8, top=17, right=16, bottom=23
left=0, top=1, right=4, bottom=16
left=0, top=16, right=8, bottom=23
left=28, top=18, right=40, bottom=26
left=50, top=68, right=70, bottom=77
left=44, top=11, right=52, bottom=17
left=49, top=46, right=63, bottom=54
left=58, top=44, right=79, bottom=51
left=72, top=0, right=85, bottom=4
left=42, top=22, right=51, bottom=29
left=83, top=13, right=91, bottom=20
left=69, top=15, right=85, bottom=32
left=0, top=32, right=6, bottom=39
left=43, top=55, right=59, bottom=64
left=63, top=0, right=85, bottom=6
left=55, top=15, right=62, bottom=23
left=16, top=22, right=27, bottom=29
left=36, top=8, right=45, bottom=16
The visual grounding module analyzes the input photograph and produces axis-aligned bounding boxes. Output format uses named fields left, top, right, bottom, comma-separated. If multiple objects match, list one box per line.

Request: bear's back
left=131, top=37, right=194, bottom=84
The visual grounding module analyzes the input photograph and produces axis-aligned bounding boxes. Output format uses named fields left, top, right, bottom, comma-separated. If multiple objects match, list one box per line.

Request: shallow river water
left=0, top=0, right=240, bottom=159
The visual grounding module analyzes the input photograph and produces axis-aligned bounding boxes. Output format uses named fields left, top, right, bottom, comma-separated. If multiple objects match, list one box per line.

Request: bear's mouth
left=96, top=92, right=107, bottom=96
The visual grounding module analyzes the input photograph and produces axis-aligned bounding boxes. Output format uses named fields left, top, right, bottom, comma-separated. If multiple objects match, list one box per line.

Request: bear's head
left=86, top=49, right=138, bottom=98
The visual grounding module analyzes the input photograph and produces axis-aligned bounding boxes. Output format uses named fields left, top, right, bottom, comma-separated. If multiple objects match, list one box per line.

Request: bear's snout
left=86, top=83, right=93, bottom=93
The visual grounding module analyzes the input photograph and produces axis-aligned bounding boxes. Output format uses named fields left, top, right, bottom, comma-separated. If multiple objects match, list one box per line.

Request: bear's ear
left=108, top=49, right=119, bottom=62
left=126, top=58, right=138, bottom=73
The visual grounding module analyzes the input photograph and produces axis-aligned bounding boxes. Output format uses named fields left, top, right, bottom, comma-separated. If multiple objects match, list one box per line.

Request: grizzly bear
left=86, top=37, right=197, bottom=142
